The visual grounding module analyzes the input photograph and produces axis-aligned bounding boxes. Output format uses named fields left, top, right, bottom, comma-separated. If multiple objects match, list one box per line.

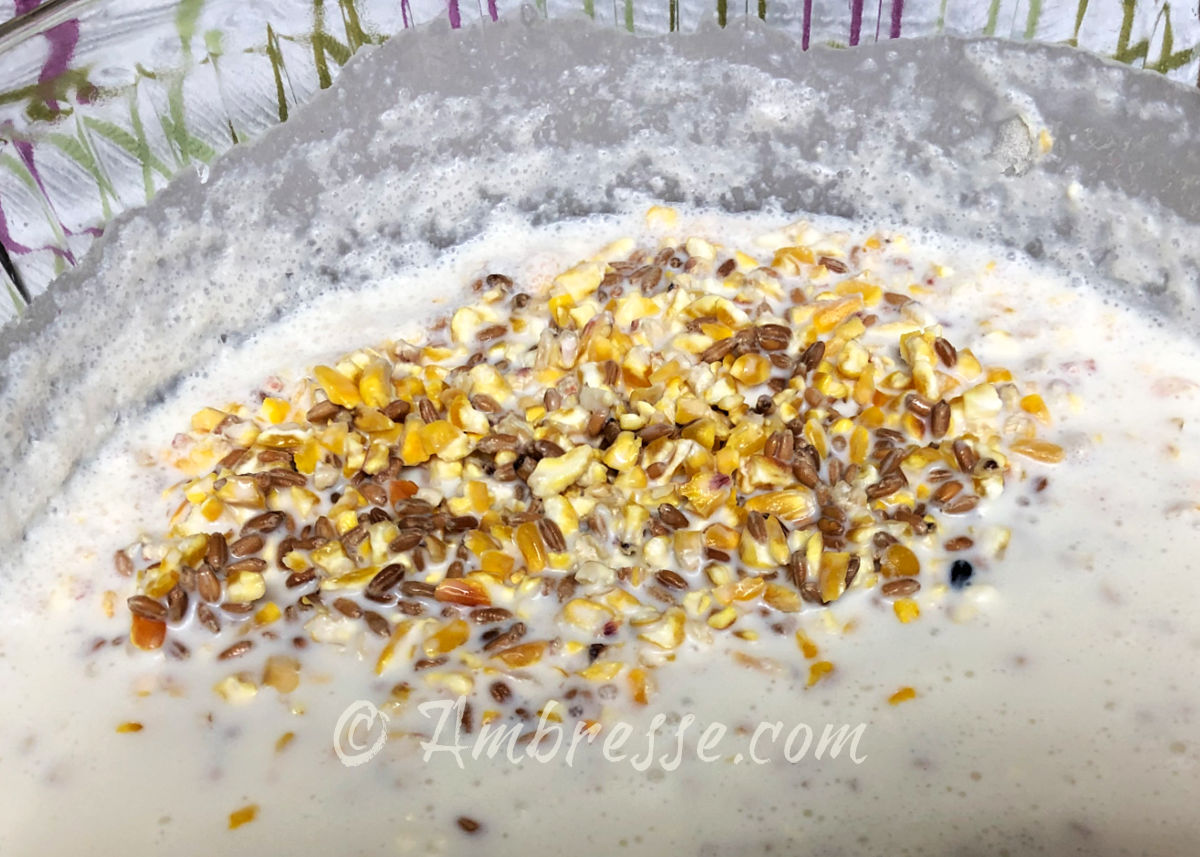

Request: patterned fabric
left=1, top=0, right=1197, bottom=321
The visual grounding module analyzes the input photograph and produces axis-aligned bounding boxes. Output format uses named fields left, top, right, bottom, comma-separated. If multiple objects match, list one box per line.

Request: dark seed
left=196, top=604, right=220, bottom=633
left=229, top=535, right=264, bottom=556
left=716, top=258, right=737, bottom=277
left=944, top=536, right=974, bottom=551
left=657, top=503, right=689, bottom=530
left=471, top=607, right=513, bottom=624
left=930, top=400, right=951, bottom=438
left=799, top=341, right=826, bottom=374
left=537, top=518, right=567, bottom=553
left=490, top=681, right=513, bottom=703
left=196, top=567, right=221, bottom=603
left=205, top=533, right=229, bottom=569
left=950, top=559, right=974, bottom=588
left=333, top=597, right=363, bottom=619
left=306, top=399, right=341, bottom=423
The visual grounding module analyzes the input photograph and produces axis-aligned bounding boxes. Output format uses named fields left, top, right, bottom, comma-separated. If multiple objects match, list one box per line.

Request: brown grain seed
left=645, top=461, right=668, bottom=480
left=656, top=503, right=688, bottom=531
left=306, top=399, right=341, bottom=423
left=787, top=551, right=807, bottom=588
left=746, top=513, right=768, bottom=543
left=490, top=681, right=513, bottom=703
left=882, top=291, right=910, bottom=306
left=793, top=457, right=820, bottom=489
left=388, top=530, right=423, bottom=552
left=639, top=422, right=674, bottom=442
left=285, top=570, right=317, bottom=590
left=219, top=448, right=250, bottom=470
left=537, top=518, right=567, bottom=552
left=630, top=265, right=663, bottom=292
left=382, top=400, right=412, bottom=421
left=195, top=604, right=220, bottom=633
left=418, top=398, right=438, bottom=423
left=705, top=547, right=731, bottom=562
left=655, top=569, right=689, bottom=590
left=444, top=561, right=465, bottom=579
left=218, top=640, right=253, bottom=661
left=800, top=341, right=826, bottom=374
left=221, top=602, right=254, bottom=615
left=127, top=595, right=167, bottom=622
left=952, top=439, right=978, bottom=472
left=818, top=517, right=845, bottom=536
left=195, top=567, right=221, bottom=604
left=477, top=324, right=507, bottom=342
left=800, top=581, right=824, bottom=604
left=314, top=516, right=337, bottom=542
left=881, top=579, right=921, bottom=598
left=933, top=337, right=958, bottom=368
left=531, top=439, right=565, bottom=459
left=363, top=611, right=391, bottom=637
left=205, top=533, right=229, bottom=569
left=113, top=550, right=134, bottom=577
left=905, top=393, right=933, bottom=417
left=471, top=394, right=501, bottom=413
left=333, top=597, right=363, bottom=619
left=471, top=607, right=514, bottom=624
left=414, top=657, right=447, bottom=671
left=818, top=255, right=849, bottom=274
left=932, top=481, right=964, bottom=504
left=926, top=468, right=954, bottom=483
left=716, top=258, right=737, bottom=277
left=930, top=400, right=950, bottom=438
left=166, top=587, right=188, bottom=624
left=400, top=581, right=436, bottom=598
left=866, top=472, right=907, bottom=500
left=543, top=389, right=563, bottom=412
left=225, top=557, right=267, bottom=574
left=396, top=600, right=426, bottom=616
left=483, top=622, right=527, bottom=652
left=359, top=482, right=388, bottom=507
left=941, top=494, right=981, bottom=515
left=872, top=531, right=898, bottom=549
left=556, top=575, right=578, bottom=602
left=229, top=535, right=264, bottom=557
left=944, top=536, right=974, bottom=551
left=699, top=338, right=736, bottom=364
left=243, top=511, right=285, bottom=535
left=586, top=411, right=606, bottom=436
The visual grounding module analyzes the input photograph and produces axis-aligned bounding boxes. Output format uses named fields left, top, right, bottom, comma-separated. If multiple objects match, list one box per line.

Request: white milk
left=2, top=206, right=1199, bottom=856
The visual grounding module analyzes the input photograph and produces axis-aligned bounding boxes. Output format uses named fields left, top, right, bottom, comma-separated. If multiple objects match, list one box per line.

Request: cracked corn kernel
left=229, top=805, right=259, bottom=830
left=116, top=721, right=143, bottom=734
left=807, top=660, right=835, bottom=687
left=1008, top=438, right=1065, bottom=463
left=888, top=686, right=917, bottom=705
left=893, top=598, right=921, bottom=623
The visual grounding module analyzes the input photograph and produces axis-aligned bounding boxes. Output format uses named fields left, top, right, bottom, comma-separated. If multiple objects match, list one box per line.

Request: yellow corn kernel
left=880, top=544, right=920, bottom=578
left=1008, top=438, right=1065, bottom=464
left=515, top=522, right=548, bottom=573
left=849, top=426, right=870, bottom=465
left=628, top=666, right=654, bottom=705
left=580, top=661, right=623, bottom=682
left=730, top=353, right=770, bottom=386
left=704, top=522, right=741, bottom=550
left=477, top=550, right=513, bottom=578
left=200, top=497, right=224, bottom=522
left=254, top=602, right=281, bottom=625
left=795, top=631, right=819, bottom=659
left=956, top=348, right=982, bottom=380
left=358, top=361, right=392, bottom=408
left=467, top=481, right=492, bottom=513
left=493, top=641, right=547, bottom=668
left=1020, top=394, right=1051, bottom=424
left=400, top=417, right=430, bottom=466
left=419, top=420, right=469, bottom=460
left=812, top=297, right=861, bottom=333
left=423, top=619, right=470, bottom=657
left=807, top=660, right=834, bottom=687
left=191, top=407, right=227, bottom=433
left=772, top=245, right=815, bottom=268
left=602, top=431, right=642, bottom=470
left=888, top=686, right=917, bottom=705
left=707, top=606, right=738, bottom=629
left=818, top=552, right=851, bottom=603
left=116, top=721, right=143, bottom=734
left=260, top=397, right=289, bottom=424
left=893, top=598, right=920, bottom=623
left=986, top=367, right=1013, bottom=383
left=314, top=365, right=361, bottom=408
left=229, top=805, right=259, bottom=830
